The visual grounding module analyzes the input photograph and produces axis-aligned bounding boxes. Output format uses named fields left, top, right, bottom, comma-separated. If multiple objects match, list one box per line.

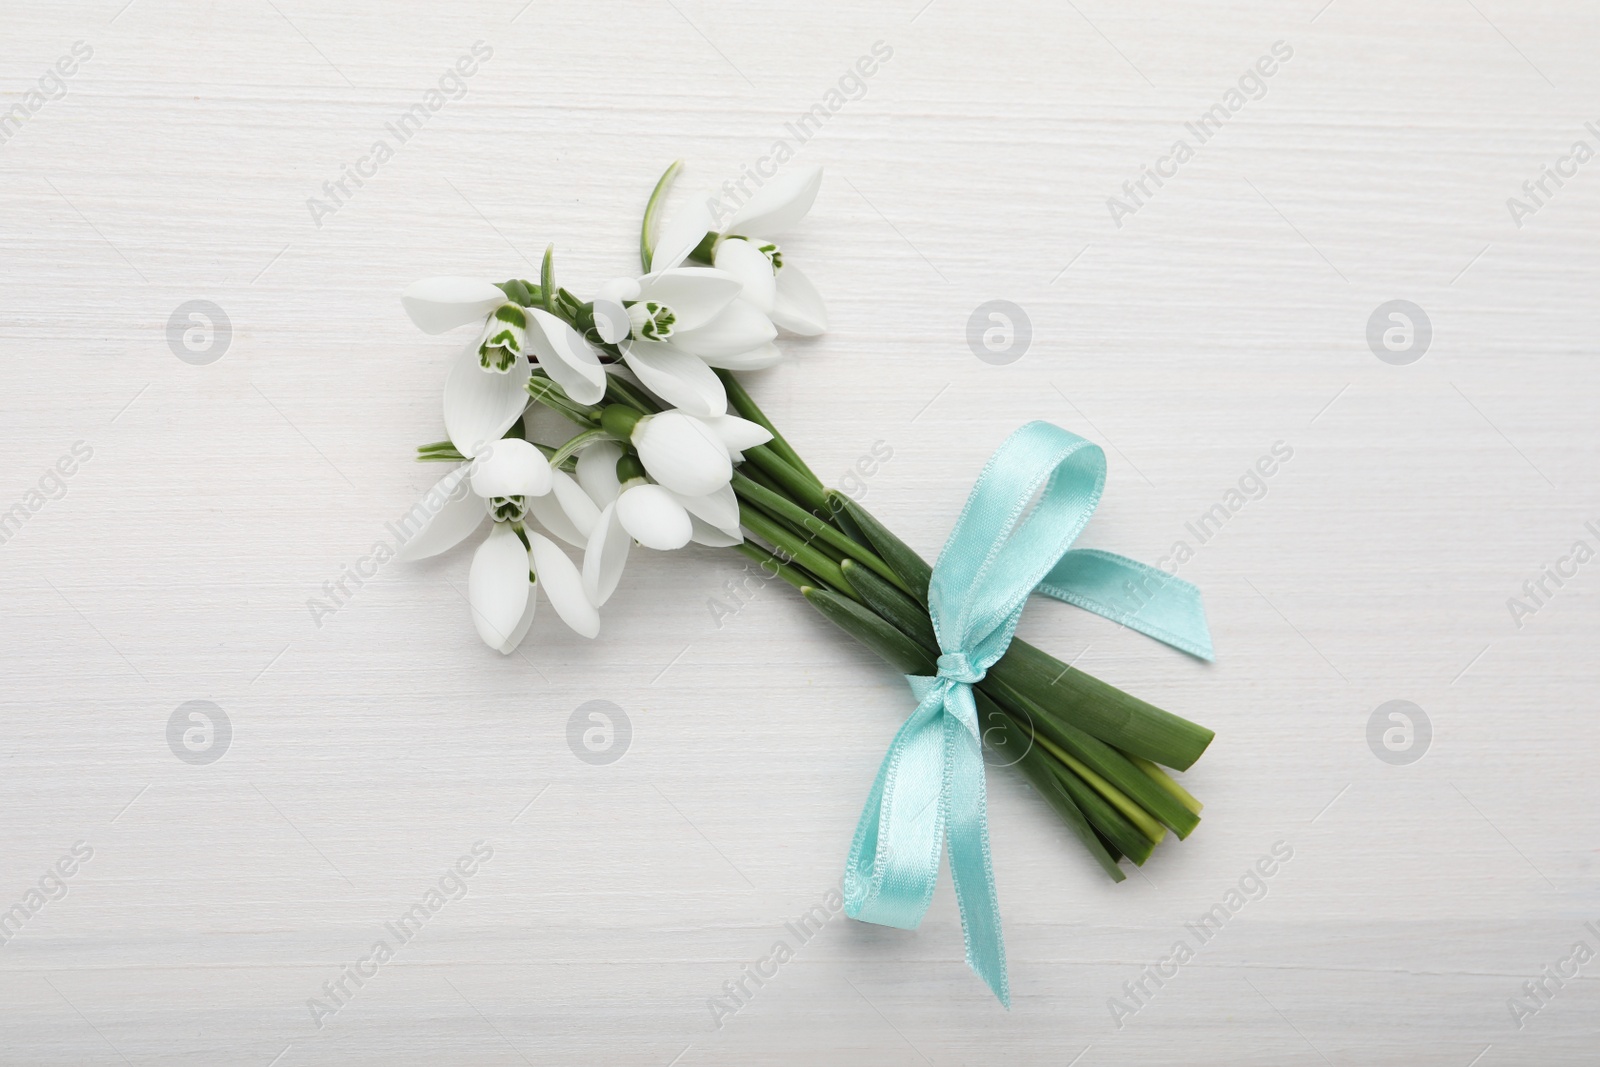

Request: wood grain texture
left=2, top=0, right=1598, bottom=1063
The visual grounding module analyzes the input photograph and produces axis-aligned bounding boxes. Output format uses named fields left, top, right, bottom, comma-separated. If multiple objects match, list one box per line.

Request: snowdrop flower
left=576, top=441, right=743, bottom=606
left=591, top=267, right=778, bottom=415
left=599, top=406, right=772, bottom=497
left=392, top=437, right=599, bottom=652
left=649, top=165, right=827, bottom=338
left=402, top=277, right=607, bottom=457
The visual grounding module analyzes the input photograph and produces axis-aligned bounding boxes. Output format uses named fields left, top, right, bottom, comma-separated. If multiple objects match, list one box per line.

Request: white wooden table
left=3, top=1, right=1597, bottom=1063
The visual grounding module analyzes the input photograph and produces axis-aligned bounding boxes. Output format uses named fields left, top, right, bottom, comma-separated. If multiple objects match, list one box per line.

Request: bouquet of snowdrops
left=394, top=160, right=1212, bottom=915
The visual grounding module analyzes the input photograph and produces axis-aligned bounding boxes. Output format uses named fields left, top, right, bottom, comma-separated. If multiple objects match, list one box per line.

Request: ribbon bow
left=842, top=421, right=1214, bottom=1005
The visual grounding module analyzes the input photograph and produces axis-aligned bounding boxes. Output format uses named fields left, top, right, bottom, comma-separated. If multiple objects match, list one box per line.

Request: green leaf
left=800, top=586, right=933, bottom=676
left=989, top=639, right=1214, bottom=771
left=1131, top=755, right=1204, bottom=816
left=830, top=496, right=932, bottom=607
left=978, top=692, right=1125, bottom=881
left=640, top=159, right=683, bottom=272
left=840, top=559, right=936, bottom=651
left=984, top=675, right=1200, bottom=839
left=540, top=244, right=556, bottom=315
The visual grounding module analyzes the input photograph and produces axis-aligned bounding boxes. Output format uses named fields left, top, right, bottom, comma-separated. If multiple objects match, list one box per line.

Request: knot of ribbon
left=935, top=651, right=984, bottom=685
left=841, top=421, right=1215, bottom=1006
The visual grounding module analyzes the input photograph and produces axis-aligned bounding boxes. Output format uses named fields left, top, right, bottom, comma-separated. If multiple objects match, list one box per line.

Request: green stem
left=732, top=473, right=910, bottom=595
left=744, top=445, right=831, bottom=514
left=604, top=374, right=663, bottom=415
left=718, top=370, right=822, bottom=486
left=977, top=691, right=1127, bottom=880
left=548, top=428, right=616, bottom=469
left=526, top=372, right=601, bottom=427
left=1031, top=732, right=1166, bottom=844
left=1131, top=755, right=1203, bottom=815
left=740, top=505, right=853, bottom=597
left=732, top=542, right=810, bottom=592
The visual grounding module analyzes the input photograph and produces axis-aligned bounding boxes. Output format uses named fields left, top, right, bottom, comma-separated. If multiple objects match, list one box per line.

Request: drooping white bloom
left=405, top=277, right=608, bottom=456
left=576, top=439, right=742, bottom=606
left=469, top=435, right=552, bottom=501
left=392, top=437, right=598, bottom=652
left=630, top=411, right=734, bottom=496
left=616, top=483, right=692, bottom=550
left=650, top=165, right=827, bottom=337
left=591, top=267, right=777, bottom=415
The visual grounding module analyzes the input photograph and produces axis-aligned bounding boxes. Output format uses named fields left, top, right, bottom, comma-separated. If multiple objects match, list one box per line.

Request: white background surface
left=3, top=1, right=1598, bottom=1064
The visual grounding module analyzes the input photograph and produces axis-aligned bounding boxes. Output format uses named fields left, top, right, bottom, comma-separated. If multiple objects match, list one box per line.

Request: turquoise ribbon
left=842, top=421, right=1214, bottom=1006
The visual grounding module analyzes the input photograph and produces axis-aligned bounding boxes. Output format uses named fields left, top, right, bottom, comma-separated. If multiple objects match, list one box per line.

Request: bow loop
left=841, top=421, right=1214, bottom=1008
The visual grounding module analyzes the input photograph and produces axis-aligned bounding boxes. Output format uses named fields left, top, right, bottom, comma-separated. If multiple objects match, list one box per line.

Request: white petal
left=392, top=465, right=485, bottom=561
left=700, top=414, right=773, bottom=453
left=650, top=195, right=717, bottom=272
left=526, top=494, right=581, bottom=547
left=469, top=438, right=552, bottom=499
left=596, top=277, right=641, bottom=304
left=553, top=467, right=601, bottom=537
left=621, top=339, right=727, bottom=417
left=634, top=268, right=742, bottom=330
left=670, top=299, right=777, bottom=358
left=670, top=481, right=739, bottom=531
left=769, top=262, right=827, bottom=336
left=469, top=524, right=532, bottom=653
left=712, top=238, right=777, bottom=313
left=583, top=503, right=632, bottom=607
left=698, top=341, right=785, bottom=371
left=593, top=278, right=640, bottom=344
left=689, top=515, right=744, bottom=547
left=528, top=532, right=600, bottom=638
left=402, top=277, right=506, bottom=334
left=575, top=440, right=624, bottom=507
left=526, top=308, right=606, bottom=405
left=727, top=165, right=821, bottom=237
left=617, top=484, right=693, bottom=550
left=633, top=411, right=732, bottom=496
left=525, top=468, right=596, bottom=548
left=444, top=335, right=531, bottom=457
left=496, top=590, right=539, bottom=654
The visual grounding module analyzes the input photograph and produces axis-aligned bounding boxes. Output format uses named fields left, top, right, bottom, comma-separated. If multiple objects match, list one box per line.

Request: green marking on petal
left=627, top=300, right=676, bottom=341
left=479, top=344, right=518, bottom=372
left=479, top=302, right=528, bottom=372
left=489, top=495, right=528, bottom=523
left=758, top=242, right=783, bottom=272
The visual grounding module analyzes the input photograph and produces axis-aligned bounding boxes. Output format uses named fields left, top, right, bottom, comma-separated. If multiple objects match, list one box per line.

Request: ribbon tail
left=942, top=684, right=1010, bottom=1007
left=1035, top=548, right=1215, bottom=661
left=843, top=682, right=949, bottom=931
